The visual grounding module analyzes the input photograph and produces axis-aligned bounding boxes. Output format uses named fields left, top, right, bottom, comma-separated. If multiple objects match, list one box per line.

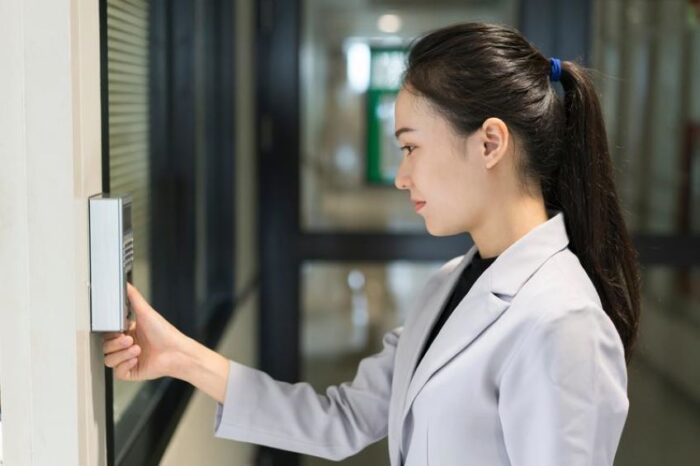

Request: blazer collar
left=487, top=209, right=569, bottom=297
left=397, top=210, right=570, bottom=444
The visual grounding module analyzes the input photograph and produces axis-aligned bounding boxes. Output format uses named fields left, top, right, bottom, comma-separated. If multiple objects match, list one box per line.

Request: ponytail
left=555, top=61, right=641, bottom=362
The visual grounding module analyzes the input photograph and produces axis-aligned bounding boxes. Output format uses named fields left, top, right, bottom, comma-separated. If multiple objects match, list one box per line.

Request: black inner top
left=415, top=250, right=498, bottom=369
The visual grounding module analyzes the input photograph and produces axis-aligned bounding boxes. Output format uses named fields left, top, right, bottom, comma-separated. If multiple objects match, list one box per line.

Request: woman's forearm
left=174, top=336, right=230, bottom=404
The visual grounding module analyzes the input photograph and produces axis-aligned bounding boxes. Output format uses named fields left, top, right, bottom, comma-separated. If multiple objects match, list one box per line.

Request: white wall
left=159, top=0, right=260, bottom=463
left=0, top=0, right=107, bottom=465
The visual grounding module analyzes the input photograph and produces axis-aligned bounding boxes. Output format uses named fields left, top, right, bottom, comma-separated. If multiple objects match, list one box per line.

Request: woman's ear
left=481, top=117, right=510, bottom=169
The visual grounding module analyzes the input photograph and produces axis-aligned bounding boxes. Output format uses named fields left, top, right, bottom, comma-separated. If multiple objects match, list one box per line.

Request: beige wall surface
left=0, top=0, right=107, bottom=465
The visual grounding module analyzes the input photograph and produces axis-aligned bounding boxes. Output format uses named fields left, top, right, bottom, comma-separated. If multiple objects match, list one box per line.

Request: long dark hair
left=404, top=23, right=641, bottom=362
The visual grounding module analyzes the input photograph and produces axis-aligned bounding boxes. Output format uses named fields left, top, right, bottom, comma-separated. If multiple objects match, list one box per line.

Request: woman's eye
left=400, top=144, right=416, bottom=155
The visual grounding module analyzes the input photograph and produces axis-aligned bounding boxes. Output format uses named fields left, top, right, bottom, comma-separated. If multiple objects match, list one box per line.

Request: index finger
left=126, top=283, right=147, bottom=307
left=103, top=332, right=124, bottom=340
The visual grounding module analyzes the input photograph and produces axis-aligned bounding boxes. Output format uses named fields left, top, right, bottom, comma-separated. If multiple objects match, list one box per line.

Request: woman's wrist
left=172, top=335, right=230, bottom=404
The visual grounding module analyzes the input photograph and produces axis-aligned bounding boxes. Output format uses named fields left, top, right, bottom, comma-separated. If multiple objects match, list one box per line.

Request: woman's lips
left=413, top=201, right=426, bottom=212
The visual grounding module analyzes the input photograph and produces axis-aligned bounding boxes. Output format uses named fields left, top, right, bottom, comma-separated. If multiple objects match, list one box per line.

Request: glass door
left=258, top=1, right=700, bottom=465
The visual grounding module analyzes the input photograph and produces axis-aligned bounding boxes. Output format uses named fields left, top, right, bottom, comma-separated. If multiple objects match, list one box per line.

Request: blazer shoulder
left=510, top=248, right=624, bottom=357
left=519, top=248, right=602, bottom=312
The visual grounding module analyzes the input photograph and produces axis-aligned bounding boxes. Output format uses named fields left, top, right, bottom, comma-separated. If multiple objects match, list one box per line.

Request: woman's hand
left=102, top=283, right=187, bottom=381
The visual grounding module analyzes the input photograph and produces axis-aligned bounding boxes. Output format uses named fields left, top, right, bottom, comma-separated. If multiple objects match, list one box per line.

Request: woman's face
left=394, top=87, right=491, bottom=236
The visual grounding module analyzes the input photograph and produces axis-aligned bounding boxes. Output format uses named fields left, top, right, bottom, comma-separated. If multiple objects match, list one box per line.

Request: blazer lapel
left=397, top=210, right=571, bottom=432
left=393, top=249, right=476, bottom=394
left=400, top=275, right=510, bottom=421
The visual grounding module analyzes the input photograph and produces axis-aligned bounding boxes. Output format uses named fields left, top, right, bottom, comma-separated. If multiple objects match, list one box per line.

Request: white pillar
left=0, top=0, right=106, bottom=464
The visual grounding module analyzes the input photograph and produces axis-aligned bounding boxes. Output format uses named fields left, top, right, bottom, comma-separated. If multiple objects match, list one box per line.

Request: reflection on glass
left=106, top=0, right=151, bottom=423
left=615, top=266, right=700, bottom=465
left=301, top=0, right=519, bottom=232
left=301, top=261, right=442, bottom=466
left=593, top=0, right=700, bottom=233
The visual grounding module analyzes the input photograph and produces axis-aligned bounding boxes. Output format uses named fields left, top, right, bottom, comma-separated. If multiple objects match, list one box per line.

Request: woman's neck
left=470, top=197, right=549, bottom=259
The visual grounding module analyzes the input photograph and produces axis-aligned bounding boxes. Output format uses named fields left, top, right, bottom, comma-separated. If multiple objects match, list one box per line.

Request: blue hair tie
left=549, top=57, right=562, bottom=82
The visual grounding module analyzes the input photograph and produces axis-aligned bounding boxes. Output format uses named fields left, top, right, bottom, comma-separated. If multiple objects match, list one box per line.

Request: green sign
left=366, top=47, right=407, bottom=185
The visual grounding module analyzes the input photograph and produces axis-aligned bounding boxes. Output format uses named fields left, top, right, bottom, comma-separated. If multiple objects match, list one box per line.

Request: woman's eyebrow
left=394, top=127, right=416, bottom=139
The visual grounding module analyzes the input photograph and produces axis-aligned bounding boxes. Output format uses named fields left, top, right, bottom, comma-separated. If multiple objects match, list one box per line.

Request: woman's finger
left=103, top=334, right=133, bottom=355
left=103, top=331, right=124, bottom=340
left=104, top=345, right=141, bottom=368
left=126, top=283, right=149, bottom=312
left=114, top=357, right=138, bottom=381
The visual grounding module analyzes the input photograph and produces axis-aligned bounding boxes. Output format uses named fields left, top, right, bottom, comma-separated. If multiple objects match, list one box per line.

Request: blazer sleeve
left=497, top=306, right=629, bottom=466
left=213, top=327, right=402, bottom=460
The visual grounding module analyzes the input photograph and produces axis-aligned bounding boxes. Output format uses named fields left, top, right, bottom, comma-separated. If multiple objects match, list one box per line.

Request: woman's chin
left=425, top=221, right=461, bottom=237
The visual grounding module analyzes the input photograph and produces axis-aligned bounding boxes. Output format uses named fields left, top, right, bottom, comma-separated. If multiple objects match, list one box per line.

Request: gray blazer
left=213, top=211, right=629, bottom=465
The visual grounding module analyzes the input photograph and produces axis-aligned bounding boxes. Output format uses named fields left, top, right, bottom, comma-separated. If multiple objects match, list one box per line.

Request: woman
left=103, top=23, right=640, bottom=465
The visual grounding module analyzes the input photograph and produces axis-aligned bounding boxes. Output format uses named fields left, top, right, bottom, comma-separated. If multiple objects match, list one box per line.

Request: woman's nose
left=394, top=173, right=411, bottom=190
left=394, top=160, right=412, bottom=190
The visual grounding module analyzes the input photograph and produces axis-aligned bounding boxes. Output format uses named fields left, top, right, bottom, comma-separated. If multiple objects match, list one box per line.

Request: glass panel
left=301, top=261, right=442, bottom=466
left=593, top=0, right=700, bottom=233
left=616, top=266, right=700, bottom=465
left=301, top=0, right=520, bottom=232
left=105, top=0, right=151, bottom=424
